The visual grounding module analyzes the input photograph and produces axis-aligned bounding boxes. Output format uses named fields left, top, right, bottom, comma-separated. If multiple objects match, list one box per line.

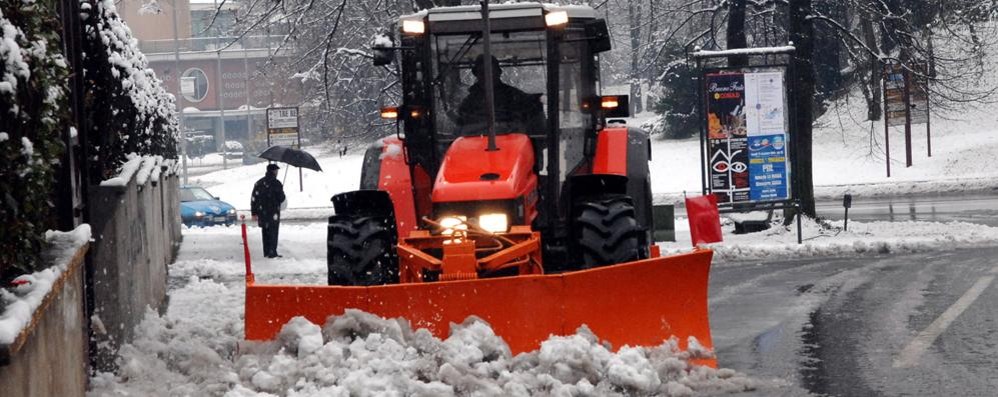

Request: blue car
left=179, top=186, right=237, bottom=227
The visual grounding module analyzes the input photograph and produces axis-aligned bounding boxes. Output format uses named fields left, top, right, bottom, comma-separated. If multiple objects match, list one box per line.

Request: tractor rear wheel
left=574, top=195, right=648, bottom=269
left=327, top=215, right=398, bottom=286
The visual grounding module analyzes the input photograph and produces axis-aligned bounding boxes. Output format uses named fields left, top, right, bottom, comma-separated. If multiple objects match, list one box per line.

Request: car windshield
left=181, top=187, right=215, bottom=202
left=431, top=30, right=548, bottom=139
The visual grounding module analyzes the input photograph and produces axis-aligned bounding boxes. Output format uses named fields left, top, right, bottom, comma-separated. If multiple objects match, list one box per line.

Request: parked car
left=179, top=186, right=237, bottom=227
left=223, top=140, right=244, bottom=159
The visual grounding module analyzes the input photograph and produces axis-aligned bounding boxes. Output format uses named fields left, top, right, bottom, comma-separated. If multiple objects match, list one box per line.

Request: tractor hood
left=432, top=134, right=536, bottom=203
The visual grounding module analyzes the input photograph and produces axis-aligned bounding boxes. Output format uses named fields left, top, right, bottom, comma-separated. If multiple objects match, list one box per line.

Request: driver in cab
left=457, top=55, right=543, bottom=134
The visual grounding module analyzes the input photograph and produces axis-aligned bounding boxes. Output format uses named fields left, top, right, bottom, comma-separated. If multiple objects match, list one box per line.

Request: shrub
left=0, top=0, right=70, bottom=280
left=80, top=0, right=178, bottom=181
left=650, top=58, right=699, bottom=140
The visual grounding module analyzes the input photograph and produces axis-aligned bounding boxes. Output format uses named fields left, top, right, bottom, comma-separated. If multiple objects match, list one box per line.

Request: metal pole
left=214, top=0, right=227, bottom=169
left=696, top=56, right=708, bottom=196
left=297, top=110, right=303, bottom=192
left=883, top=63, right=891, bottom=178
left=244, top=38, right=252, bottom=156
left=480, top=0, right=497, bottom=152
left=903, top=66, right=912, bottom=167
left=172, top=0, right=188, bottom=184
left=925, top=63, right=932, bottom=158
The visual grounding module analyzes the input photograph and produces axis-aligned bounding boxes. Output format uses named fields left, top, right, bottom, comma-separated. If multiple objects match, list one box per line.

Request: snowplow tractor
left=244, top=3, right=714, bottom=364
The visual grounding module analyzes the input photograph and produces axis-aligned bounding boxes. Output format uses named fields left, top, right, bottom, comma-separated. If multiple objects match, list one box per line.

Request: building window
left=182, top=68, right=209, bottom=103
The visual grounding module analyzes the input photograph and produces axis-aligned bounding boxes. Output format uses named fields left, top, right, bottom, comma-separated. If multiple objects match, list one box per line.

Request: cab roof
left=401, top=3, right=596, bottom=24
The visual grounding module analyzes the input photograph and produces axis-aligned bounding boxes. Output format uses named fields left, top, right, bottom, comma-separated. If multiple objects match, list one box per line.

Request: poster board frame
left=692, top=46, right=801, bottom=244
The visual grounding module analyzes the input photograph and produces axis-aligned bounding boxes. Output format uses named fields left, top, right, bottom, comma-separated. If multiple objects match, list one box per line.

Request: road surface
left=711, top=246, right=998, bottom=395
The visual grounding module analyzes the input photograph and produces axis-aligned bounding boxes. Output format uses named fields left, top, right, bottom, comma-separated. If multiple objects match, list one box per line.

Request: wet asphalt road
left=815, top=193, right=998, bottom=227
left=711, top=246, right=998, bottom=396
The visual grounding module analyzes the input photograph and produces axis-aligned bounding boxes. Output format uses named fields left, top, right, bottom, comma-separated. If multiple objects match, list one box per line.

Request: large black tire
left=573, top=196, right=648, bottom=269
left=327, top=215, right=398, bottom=286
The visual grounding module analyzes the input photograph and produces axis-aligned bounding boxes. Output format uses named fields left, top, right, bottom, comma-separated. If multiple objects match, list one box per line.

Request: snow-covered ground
left=88, top=70, right=998, bottom=396
left=87, top=223, right=766, bottom=396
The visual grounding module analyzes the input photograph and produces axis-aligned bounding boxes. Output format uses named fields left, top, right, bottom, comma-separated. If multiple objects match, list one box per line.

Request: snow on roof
left=692, top=46, right=797, bottom=59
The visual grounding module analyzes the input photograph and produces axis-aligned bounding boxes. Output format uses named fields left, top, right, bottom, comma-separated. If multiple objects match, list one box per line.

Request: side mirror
left=371, top=33, right=395, bottom=66
left=585, top=19, right=611, bottom=53
left=600, top=95, right=630, bottom=118
left=373, top=48, right=394, bottom=66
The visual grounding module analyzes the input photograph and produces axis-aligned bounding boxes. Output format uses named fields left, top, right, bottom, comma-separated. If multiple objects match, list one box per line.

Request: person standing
left=251, top=163, right=286, bottom=258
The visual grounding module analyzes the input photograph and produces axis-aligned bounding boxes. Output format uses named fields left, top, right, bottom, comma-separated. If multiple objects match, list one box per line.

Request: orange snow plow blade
left=244, top=249, right=714, bottom=366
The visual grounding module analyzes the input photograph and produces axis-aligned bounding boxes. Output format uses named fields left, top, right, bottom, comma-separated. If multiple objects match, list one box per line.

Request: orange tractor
left=244, top=2, right=714, bottom=364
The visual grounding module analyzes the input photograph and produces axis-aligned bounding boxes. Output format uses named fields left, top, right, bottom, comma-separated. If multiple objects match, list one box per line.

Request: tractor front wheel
left=327, top=215, right=398, bottom=286
left=574, top=196, right=648, bottom=269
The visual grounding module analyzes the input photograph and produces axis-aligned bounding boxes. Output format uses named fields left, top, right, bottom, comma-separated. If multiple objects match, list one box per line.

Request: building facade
left=119, top=0, right=300, bottom=157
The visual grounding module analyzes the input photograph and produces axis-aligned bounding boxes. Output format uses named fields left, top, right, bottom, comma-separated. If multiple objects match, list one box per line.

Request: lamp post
left=171, top=0, right=188, bottom=184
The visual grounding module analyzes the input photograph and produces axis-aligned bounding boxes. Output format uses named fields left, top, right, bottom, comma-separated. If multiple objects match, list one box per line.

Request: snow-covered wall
left=87, top=157, right=182, bottom=371
left=0, top=230, right=89, bottom=395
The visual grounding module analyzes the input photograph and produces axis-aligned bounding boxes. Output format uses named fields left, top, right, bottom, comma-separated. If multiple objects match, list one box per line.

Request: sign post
left=883, top=62, right=931, bottom=175
left=266, top=106, right=305, bottom=191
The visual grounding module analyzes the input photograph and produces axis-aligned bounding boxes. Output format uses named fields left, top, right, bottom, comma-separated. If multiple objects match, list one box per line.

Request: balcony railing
left=138, top=35, right=291, bottom=55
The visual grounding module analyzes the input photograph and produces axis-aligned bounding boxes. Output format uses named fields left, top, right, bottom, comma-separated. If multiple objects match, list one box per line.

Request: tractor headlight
left=402, top=20, right=425, bottom=35
left=439, top=216, right=467, bottom=235
left=194, top=211, right=205, bottom=218
left=478, top=213, right=508, bottom=234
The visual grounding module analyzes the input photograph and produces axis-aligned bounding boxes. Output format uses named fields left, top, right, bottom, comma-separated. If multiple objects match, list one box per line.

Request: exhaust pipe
left=480, top=0, right=498, bottom=152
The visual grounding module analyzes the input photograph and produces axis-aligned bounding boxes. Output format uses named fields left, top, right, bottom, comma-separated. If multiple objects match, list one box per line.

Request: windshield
left=181, top=187, right=215, bottom=202
left=431, top=30, right=548, bottom=139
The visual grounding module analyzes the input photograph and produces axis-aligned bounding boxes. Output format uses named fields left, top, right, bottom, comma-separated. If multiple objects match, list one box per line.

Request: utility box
left=652, top=204, right=676, bottom=242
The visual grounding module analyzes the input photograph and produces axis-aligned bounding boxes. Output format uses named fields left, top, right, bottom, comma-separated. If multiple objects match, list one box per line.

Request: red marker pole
left=240, top=215, right=255, bottom=284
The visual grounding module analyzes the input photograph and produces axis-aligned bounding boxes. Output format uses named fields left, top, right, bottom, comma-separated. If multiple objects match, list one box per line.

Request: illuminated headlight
left=402, top=20, right=425, bottom=35
left=439, top=216, right=467, bottom=235
left=228, top=209, right=236, bottom=215
left=478, top=213, right=508, bottom=233
left=194, top=211, right=205, bottom=218
left=545, top=11, right=568, bottom=27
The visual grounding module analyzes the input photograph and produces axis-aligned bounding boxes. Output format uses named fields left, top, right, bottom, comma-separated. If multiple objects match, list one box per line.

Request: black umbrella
left=258, top=145, right=322, bottom=172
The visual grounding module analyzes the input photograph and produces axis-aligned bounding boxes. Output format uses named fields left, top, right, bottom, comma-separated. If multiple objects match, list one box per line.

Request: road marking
left=893, top=271, right=996, bottom=368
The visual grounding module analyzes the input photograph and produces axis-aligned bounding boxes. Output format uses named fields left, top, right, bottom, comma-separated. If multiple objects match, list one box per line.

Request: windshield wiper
left=432, top=33, right=481, bottom=86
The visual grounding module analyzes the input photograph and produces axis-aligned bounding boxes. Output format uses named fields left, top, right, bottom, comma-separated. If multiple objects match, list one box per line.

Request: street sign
left=266, top=107, right=300, bottom=149
left=883, top=63, right=929, bottom=127
left=703, top=67, right=791, bottom=205
left=882, top=62, right=932, bottom=175
left=180, top=76, right=196, bottom=98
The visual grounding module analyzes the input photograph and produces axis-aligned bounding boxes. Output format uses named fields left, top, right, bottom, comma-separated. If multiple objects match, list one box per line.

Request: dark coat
left=457, top=79, right=543, bottom=133
left=251, top=174, right=285, bottom=227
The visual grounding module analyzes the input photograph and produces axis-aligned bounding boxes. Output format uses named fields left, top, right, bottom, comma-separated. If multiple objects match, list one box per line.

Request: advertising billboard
left=704, top=68, right=791, bottom=205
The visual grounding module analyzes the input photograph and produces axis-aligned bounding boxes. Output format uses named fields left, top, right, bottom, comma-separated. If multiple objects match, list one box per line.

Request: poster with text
left=706, top=73, right=747, bottom=140
left=704, top=67, right=792, bottom=205
left=709, top=137, right=750, bottom=204
left=748, top=134, right=789, bottom=201
left=744, top=72, right=786, bottom=136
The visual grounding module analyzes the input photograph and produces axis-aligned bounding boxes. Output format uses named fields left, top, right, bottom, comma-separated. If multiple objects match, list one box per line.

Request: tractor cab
left=357, top=3, right=646, bottom=274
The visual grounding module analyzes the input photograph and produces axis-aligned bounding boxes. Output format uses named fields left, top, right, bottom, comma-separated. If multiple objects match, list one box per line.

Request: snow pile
left=0, top=224, right=91, bottom=345
left=89, top=281, right=759, bottom=396
left=662, top=216, right=998, bottom=261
